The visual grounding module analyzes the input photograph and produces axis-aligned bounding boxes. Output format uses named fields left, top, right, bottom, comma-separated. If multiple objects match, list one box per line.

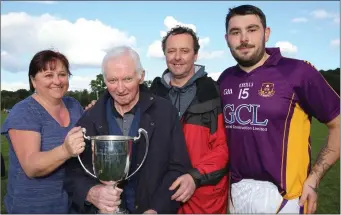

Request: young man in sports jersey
left=150, top=26, right=229, bottom=213
left=218, top=4, right=340, bottom=214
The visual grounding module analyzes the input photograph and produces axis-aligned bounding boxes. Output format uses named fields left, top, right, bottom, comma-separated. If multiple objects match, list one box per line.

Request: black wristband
left=188, top=168, right=201, bottom=188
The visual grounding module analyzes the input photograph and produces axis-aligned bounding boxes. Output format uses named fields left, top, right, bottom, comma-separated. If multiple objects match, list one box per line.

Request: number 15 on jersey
left=238, top=88, right=249, bottom=99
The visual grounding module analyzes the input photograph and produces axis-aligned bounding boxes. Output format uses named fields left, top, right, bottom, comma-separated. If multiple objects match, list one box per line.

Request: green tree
left=1, top=89, right=31, bottom=109
left=320, top=68, right=340, bottom=95
left=16, top=89, right=31, bottom=100
left=90, top=74, right=106, bottom=99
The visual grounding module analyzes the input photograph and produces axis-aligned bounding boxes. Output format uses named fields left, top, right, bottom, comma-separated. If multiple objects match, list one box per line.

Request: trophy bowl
left=91, top=135, right=133, bottom=182
left=78, top=128, right=149, bottom=214
left=78, top=128, right=149, bottom=183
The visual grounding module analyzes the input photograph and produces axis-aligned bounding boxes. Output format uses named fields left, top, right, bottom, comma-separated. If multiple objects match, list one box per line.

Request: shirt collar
left=110, top=97, right=138, bottom=118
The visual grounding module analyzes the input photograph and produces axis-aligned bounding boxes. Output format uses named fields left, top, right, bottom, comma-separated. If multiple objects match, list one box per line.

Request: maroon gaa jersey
left=217, top=48, right=340, bottom=200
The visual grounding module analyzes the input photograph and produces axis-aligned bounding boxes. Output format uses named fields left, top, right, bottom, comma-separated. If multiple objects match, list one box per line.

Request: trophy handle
left=82, top=128, right=91, bottom=141
left=77, top=128, right=97, bottom=179
left=125, top=128, right=149, bottom=180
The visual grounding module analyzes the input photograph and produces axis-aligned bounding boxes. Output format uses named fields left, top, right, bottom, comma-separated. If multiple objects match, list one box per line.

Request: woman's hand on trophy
left=62, top=126, right=86, bottom=158
left=86, top=184, right=122, bottom=213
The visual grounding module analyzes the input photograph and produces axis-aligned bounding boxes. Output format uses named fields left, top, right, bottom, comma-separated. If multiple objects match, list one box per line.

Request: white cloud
left=147, top=16, right=224, bottom=60
left=1, top=81, right=29, bottom=91
left=199, top=37, right=210, bottom=48
left=1, top=12, right=137, bottom=73
left=160, top=31, right=167, bottom=38
left=69, top=75, right=96, bottom=91
left=291, top=17, right=308, bottom=23
left=310, top=9, right=339, bottom=24
left=146, top=41, right=163, bottom=58
left=275, top=41, right=298, bottom=55
left=25, top=1, right=57, bottom=4
left=197, top=37, right=224, bottom=60
left=330, top=39, right=340, bottom=48
left=1, top=50, right=27, bottom=72
left=311, top=10, right=332, bottom=19
left=207, top=72, right=222, bottom=81
left=1, top=51, right=7, bottom=55
left=163, top=16, right=197, bottom=32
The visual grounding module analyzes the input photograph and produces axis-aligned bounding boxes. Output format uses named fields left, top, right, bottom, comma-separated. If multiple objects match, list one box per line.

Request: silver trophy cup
left=78, top=128, right=149, bottom=214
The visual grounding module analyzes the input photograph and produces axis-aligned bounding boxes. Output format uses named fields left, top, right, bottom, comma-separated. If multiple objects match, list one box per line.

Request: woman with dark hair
left=1, top=50, right=86, bottom=213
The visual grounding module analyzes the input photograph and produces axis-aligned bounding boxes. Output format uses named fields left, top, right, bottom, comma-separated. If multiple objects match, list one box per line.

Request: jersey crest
left=258, top=82, right=275, bottom=97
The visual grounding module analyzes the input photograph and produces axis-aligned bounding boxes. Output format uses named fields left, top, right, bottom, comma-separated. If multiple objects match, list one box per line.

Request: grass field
left=0, top=112, right=340, bottom=214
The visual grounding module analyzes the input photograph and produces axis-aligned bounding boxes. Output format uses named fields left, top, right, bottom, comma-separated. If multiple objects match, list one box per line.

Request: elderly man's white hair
left=101, top=46, right=144, bottom=79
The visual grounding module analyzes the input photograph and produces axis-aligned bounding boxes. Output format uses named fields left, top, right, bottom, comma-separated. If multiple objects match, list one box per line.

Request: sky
left=1, top=1, right=340, bottom=91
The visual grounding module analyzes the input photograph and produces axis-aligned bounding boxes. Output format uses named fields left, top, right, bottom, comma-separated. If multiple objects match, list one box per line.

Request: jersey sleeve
left=294, top=61, right=340, bottom=123
left=1, top=101, right=42, bottom=135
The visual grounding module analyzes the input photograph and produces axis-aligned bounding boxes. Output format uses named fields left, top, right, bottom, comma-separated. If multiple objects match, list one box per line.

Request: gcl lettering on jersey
left=223, top=104, right=268, bottom=126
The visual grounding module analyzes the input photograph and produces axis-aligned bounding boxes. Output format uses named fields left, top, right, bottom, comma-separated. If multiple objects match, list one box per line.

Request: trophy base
left=115, top=207, right=129, bottom=214
left=98, top=207, right=129, bottom=214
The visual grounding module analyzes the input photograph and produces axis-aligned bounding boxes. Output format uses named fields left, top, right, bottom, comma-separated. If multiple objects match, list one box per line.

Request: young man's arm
left=295, top=61, right=340, bottom=214
left=309, top=115, right=340, bottom=184
left=300, top=115, right=340, bottom=213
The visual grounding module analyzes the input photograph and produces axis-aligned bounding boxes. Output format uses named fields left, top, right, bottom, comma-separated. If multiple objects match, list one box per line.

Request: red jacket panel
left=179, top=113, right=229, bottom=214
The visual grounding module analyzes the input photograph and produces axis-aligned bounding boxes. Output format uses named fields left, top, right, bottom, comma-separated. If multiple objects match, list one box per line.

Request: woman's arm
left=9, top=126, right=85, bottom=178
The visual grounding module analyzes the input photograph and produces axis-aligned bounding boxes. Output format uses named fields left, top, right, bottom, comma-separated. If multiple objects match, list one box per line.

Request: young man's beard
left=231, top=40, right=266, bottom=68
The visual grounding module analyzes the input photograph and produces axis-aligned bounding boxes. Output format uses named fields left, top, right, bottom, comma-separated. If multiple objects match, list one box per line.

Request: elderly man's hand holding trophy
left=78, top=127, right=149, bottom=214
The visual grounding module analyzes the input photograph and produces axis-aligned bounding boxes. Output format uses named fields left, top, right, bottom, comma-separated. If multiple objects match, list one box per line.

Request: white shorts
left=229, top=179, right=304, bottom=214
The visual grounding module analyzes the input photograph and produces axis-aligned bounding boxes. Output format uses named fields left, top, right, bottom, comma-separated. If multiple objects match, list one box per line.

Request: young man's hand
left=299, top=175, right=318, bottom=214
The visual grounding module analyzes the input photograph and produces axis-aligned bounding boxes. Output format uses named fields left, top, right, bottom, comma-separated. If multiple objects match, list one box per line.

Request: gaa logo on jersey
left=258, top=82, right=275, bottom=97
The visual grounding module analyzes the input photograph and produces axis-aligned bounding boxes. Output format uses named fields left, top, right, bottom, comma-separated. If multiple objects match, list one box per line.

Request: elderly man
left=64, top=46, right=192, bottom=214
